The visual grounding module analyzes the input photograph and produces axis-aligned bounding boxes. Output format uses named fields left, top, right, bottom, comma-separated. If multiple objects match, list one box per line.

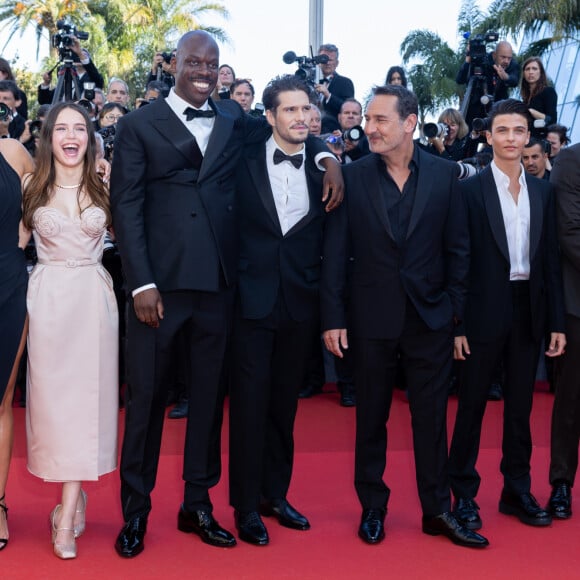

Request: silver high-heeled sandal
left=74, top=489, right=87, bottom=538
left=50, top=505, right=77, bottom=559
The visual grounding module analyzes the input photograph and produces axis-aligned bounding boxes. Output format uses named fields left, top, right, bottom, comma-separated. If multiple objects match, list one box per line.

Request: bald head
left=493, top=41, right=513, bottom=69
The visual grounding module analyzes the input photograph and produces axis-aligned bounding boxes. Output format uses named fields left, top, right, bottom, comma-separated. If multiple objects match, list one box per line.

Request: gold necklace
left=54, top=183, right=81, bottom=189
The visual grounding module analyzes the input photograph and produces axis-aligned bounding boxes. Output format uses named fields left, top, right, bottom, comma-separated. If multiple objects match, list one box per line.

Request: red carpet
left=3, top=384, right=580, bottom=579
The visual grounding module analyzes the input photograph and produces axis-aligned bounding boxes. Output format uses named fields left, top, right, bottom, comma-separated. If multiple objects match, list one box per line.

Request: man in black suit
left=110, top=30, right=343, bottom=558
left=449, top=99, right=566, bottom=532
left=314, top=43, right=355, bottom=133
left=547, top=143, right=580, bottom=519
left=321, top=84, right=488, bottom=548
left=229, top=75, right=328, bottom=546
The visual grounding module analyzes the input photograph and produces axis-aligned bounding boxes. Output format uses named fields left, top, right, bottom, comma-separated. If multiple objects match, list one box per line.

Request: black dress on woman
left=0, top=152, right=27, bottom=399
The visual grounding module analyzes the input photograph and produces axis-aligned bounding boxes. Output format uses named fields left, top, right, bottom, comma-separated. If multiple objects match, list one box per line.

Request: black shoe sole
left=499, top=501, right=552, bottom=526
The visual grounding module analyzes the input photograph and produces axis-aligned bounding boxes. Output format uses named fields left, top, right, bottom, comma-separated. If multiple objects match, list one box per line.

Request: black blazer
left=459, top=165, right=565, bottom=342
left=321, top=147, right=469, bottom=339
left=236, top=141, right=326, bottom=322
left=325, top=73, right=355, bottom=118
left=553, top=144, right=580, bottom=318
left=110, top=97, right=264, bottom=294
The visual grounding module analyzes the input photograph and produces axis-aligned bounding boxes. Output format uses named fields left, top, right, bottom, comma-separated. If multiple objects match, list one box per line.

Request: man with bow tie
left=314, top=43, right=355, bottom=133
left=228, top=75, right=334, bottom=546
left=110, top=31, right=343, bottom=558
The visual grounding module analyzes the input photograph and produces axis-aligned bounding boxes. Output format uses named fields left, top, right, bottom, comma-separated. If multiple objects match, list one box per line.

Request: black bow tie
left=273, top=148, right=303, bottom=169
left=322, top=77, right=332, bottom=84
left=183, top=107, right=215, bottom=121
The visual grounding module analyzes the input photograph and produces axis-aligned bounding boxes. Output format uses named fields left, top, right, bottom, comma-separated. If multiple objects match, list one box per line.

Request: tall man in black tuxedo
left=229, top=75, right=328, bottom=546
left=110, top=31, right=343, bottom=558
left=449, top=99, right=566, bottom=532
left=547, top=143, right=580, bottom=519
left=314, top=43, right=355, bottom=133
left=321, top=85, right=488, bottom=548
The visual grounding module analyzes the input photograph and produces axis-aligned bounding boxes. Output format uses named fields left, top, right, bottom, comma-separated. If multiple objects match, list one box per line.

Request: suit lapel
left=285, top=159, right=322, bottom=236
left=481, top=167, right=510, bottom=263
left=247, top=146, right=281, bottom=233
left=150, top=99, right=199, bottom=166
left=527, top=175, right=543, bottom=262
left=364, top=155, right=394, bottom=240
left=406, top=148, right=432, bottom=240
left=199, top=99, right=235, bottom=181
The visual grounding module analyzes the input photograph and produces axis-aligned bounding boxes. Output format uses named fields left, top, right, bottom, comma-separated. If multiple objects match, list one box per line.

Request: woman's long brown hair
left=22, top=102, right=111, bottom=229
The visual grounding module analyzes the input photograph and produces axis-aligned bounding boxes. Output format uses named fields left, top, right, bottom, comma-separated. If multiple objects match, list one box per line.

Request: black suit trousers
left=229, top=293, right=318, bottom=512
left=549, top=314, right=580, bottom=486
left=353, top=301, right=452, bottom=517
left=449, top=282, right=541, bottom=498
left=120, top=288, right=233, bottom=520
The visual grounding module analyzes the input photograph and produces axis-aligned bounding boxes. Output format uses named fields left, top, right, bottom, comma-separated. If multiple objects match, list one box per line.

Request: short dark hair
left=340, top=98, right=362, bottom=114
left=262, top=75, right=312, bottom=111
left=371, top=85, right=418, bottom=120
left=488, top=98, right=531, bottom=130
left=0, top=79, right=19, bottom=99
left=524, top=137, right=544, bottom=150
left=546, top=123, right=570, bottom=145
left=145, top=80, right=166, bottom=94
left=385, top=66, right=407, bottom=88
left=231, top=78, right=255, bottom=96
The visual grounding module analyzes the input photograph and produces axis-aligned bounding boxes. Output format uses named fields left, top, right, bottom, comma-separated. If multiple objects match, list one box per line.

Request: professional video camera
left=282, top=50, right=329, bottom=87
left=465, top=31, right=499, bottom=69
left=52, top=19, right=89, bottom=60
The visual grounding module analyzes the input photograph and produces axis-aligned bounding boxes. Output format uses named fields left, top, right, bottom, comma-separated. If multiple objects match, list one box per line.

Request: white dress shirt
left=266, top=136, right=310, bottom=235
left=491, top=160, right=530, bottom=280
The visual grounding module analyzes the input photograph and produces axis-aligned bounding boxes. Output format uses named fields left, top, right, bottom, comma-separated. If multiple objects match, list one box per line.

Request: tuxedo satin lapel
left=247, top=147, right=281, bottom=233
left=481, top=168, right=510, bottom=263
left=286, top=160, right=321, bottom=237
left=527, top=176, right=543, bottom=262
left=406, top=151, right=432, bottom=240
left=150, top=101, right=198, bottom=166
left=199, top=101, right=235, bottom=181
left=365, top=158, right=394, bottom=240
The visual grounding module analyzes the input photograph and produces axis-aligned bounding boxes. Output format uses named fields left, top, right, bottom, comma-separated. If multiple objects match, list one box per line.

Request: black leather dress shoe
left=115, top=516, right=147, bottom=558
left=234, top=511, right=269, bottom=545
left=358, top=508, right=386, bottom=544
left=298, top=383, right=323, bottom=398
left=168, top=399, right=188, bottom=419
left=339, top=383, right=356, bottom=407
left=499, top=491, right=552, bottom=526
left=260, top=499, right=310, bottom=530
left=547, top=482, right=572, bottom=519
left=487, top=382, right=503, bottom=401
left=453, top=497, right=482, bottom=530
left=177, top=507, right=237, bottom=547
left=422, top=512, right=489, bottom=548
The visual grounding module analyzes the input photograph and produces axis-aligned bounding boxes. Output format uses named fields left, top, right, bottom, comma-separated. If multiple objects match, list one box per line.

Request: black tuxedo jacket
left=459, top=165, right=565, bottom=342
left=236, top=141, right=326, bottom=322
left=325, top=72, right=355, bottom=118
left=321, top=147, right=469, bottom=339
left=553, top=144, right=580, bottom=318
left=110, top=96, right=263, bottom=294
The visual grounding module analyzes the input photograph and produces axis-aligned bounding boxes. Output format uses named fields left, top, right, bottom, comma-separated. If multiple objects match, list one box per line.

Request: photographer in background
left=456, top=40, right=520, bottom=129
left=147, top=50, right=176, bottom=96
left=0, top=57, right=28, bottom=119
left=38, top=36, right=104, bottom=105
left=135, top=80, right=166, bottom=109
left=0, top=80, right=24, bottom=139
left=20, top=104, right=51, bottom=157
left=334, top=98, right=369, bottom=164
left=423, top=108, right=472, bottom=162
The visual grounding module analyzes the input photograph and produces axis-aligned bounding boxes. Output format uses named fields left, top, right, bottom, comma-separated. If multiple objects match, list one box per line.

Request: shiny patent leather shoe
left=0, top=494, right=8, bottom=551
left=422, top=512, right=489, bottom=548
left=50, top=505, right=77, bottom=559
left=358, top=508, right=386, bottom=544
left=499, top=491, right=552, bottom=526
left=547, top=482, right=572, bottom=519
left=234, top=511, right=269, bottom=545
left=114, top=516, right=147, bottom=558
left=453, top=497, right=482, bottom=530
left=260, top=499, right=310, bottom=530
left=177, top=507, right=236, bottom=547
left=73, top=489, right=87, bottom=538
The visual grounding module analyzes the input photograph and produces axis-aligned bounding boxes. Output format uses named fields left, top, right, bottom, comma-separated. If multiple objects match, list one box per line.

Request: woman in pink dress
left=22, top=102, right=118, bottom=560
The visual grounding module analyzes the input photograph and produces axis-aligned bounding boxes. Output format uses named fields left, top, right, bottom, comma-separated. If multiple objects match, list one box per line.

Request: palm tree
left=400, top=30, right=463, bottom=122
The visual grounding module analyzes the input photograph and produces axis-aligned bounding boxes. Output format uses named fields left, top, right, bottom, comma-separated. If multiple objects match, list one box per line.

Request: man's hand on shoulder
left=319, top=157, right=344, bottom=211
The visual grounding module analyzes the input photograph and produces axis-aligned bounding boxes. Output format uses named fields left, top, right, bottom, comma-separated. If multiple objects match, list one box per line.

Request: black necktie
left=273, top=148, right=303, bottom=169
left=183, top=107, right=215, bottom=121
